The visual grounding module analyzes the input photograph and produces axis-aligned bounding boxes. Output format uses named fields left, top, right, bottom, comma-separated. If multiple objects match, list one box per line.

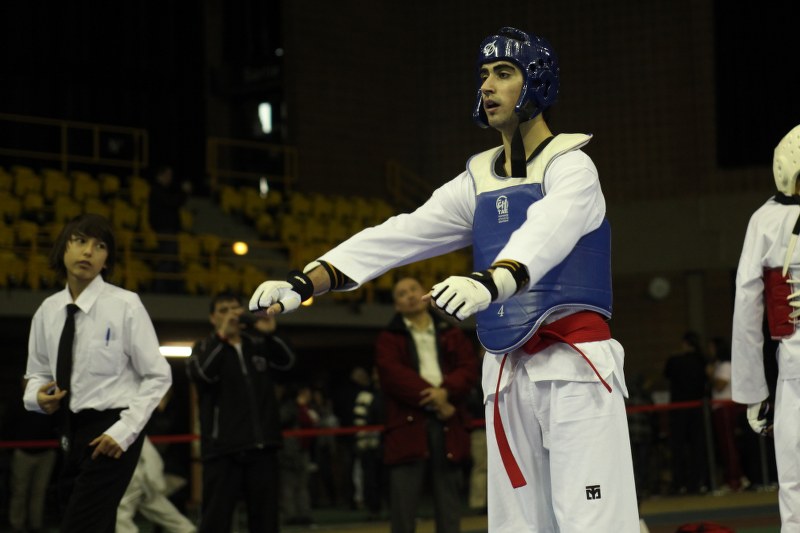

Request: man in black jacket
left=188, top=292, right=294, bottom=533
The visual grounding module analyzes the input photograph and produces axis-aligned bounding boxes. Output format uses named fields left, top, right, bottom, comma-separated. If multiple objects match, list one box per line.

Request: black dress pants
left=200, top=448, right=279, bottom=533
left=58, top=409, right=144, bottom=533
left=389, top=419, right=463, bottom=533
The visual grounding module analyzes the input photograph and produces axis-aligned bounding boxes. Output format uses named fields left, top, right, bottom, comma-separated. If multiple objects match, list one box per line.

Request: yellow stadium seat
left=139, top=203, right=152, bottom=231
left=72, top=171, right=100, bottom=202
left=0, top=223, right=14, bottom=248
left=70, top=170, right=91, bottom=180
left=333, top=195, right=353, bottom=221
left=26, top=253, right=56, bottom=290
left=242, top=188, right=268, bottom=220
left=14, top=172, right=42, bottom=197
left=346, top=217, right=366, bottom=235
left=43, top=222, right=63, bottom=244
left=15, top=220, right=39, bottom=245
left=311, top=193, right=334, bottom=219
left=84, top=197, right=111, bottom=219
left=289, top=192, right=311, bottom=217
left=219, top=185, right=243, bottom=215
left=0, top=250, right=25, bottom=287
left=304, top=217, right=326, bottom=243
left=0, top=192, right=22, bottom=222
left=12, top=166, right=42, bottom=196
left=42, top=168, right=71, bottom=201
left=0, top=168, right=14, bottom=193
left=179, top=208, right=194, bottom=232
left=353, top=196, right=374, bottom=224
left=129, top=176, right=150, bottom=207
left=240, top=264, right=267, bottom=295
left=184, top=261, right=210, bottom=295
left=107, top=262, right=125, bottom=287
left=11, top=164, right=34, bottom=175
left=325, top=218, right=349, bottom=245
left=255, top=212, right=277, bottom=240
left=53, top=196, right=81, bottom=224
left=373, top=198, right=395, bottom=221
left=22, top=192, right=44, bottom=217
left=111, top=198, right=139, bottom=230
left=209, top=262, right=240, bottom=294
left=140, top=227, right=159, bottom=251
left=177, top=232, right=201, bottom=263
left=374, top=271, right=396, bottom=294
left=264, top=189, right=283, bottom=210
left=198, top=233, right=221, bottom=255
left=121, top=257, right=153, bottom=292
left=99, top=173, right=121, bottom=197
left=115, top=228, right=135, bottom=250
left=279, top=215, right=303, bottom=245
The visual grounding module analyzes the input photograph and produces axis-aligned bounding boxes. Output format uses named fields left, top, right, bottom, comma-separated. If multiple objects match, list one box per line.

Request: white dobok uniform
left=733, top=196, right=800, bottom=529
left=321, top=135, right=639, bottom=532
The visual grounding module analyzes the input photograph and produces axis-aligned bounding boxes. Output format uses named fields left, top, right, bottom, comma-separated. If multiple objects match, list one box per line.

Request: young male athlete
left=251, top=27, right=640, bottom=532
left=732, top=124, right=800, bottom=529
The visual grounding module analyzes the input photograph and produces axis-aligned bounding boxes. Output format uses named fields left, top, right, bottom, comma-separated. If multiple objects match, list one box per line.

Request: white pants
left=486, top=375, right=639, bottom=532
left=116, top=472, right=196, bottom=533
left=775, top=377, right=800, bottom=531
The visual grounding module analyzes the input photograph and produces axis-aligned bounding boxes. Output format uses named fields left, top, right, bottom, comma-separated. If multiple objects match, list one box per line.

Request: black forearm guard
left=467, top=270, right=499, bottom=301
left=286, top=270, right=314, bottom=302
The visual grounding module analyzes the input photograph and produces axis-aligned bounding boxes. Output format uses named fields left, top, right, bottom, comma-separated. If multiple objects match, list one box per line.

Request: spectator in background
left=148, top=165, right=190, bottom=293
left=333, top=365, right=372, bottom=509
left=279, top=384, right=318, bottom=527
left=188, top=292, right=295, bottom=533
left=353, top=366, right=385, bottom=521
left=7, top=379, right=57, bottom=533
left=664, top=331, right=710, bottom=494
left=144, top=383, right=194, bottom=519
left=708, top=336, right=748, bottom=493
left=116, top=436, right=196, bottom=533
left=376, top=277, right=479, bottom=533
left=625, top=372, right=656, bottom=500
left=309, top=387, right=340, bottom=508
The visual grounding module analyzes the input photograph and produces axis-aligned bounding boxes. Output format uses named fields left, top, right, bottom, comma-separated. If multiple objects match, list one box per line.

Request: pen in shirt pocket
left=105, top=327, right=110, bottom=346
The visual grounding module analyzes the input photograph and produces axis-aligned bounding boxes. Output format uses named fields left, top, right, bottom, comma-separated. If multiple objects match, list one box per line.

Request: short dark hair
left=209, top=291, right=241, bottom=313
left=682, top=330, right=703, bottom=354
left=49, top=214, right=116, bottom=279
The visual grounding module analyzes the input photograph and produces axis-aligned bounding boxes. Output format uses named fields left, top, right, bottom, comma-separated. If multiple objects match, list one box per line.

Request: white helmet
left=774, top=125, right=800, bottom=195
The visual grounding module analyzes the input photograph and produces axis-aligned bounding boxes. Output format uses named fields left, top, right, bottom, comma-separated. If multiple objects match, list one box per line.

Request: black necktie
left=56, top=304, right=79, bottom=451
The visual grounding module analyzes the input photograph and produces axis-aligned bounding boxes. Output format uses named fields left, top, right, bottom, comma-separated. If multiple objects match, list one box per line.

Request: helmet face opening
left=473, top=27, right=560, bottom=129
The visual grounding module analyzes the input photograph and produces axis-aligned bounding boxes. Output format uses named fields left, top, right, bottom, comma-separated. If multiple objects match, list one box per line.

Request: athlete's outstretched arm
left=250, top=173, right=475, bottom=315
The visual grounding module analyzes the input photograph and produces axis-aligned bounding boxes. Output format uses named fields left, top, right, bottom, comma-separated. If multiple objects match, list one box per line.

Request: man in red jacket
left=376, top=277, right=479, bottom=533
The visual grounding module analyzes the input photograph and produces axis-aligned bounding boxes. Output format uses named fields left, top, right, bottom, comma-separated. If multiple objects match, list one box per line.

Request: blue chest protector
left=469, top=134, right=612, bottom=354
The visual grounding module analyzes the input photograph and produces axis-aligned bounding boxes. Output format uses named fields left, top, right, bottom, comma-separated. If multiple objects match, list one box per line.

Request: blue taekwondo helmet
left=473, top=27, right=560, bottom=128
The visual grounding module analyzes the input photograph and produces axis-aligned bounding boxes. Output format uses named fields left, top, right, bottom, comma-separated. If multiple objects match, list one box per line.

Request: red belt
left=493, top=311, right=612, bottom=488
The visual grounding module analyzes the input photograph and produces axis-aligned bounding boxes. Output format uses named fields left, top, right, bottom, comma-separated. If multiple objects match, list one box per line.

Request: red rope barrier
left=0, top=399, right=737, bottom=449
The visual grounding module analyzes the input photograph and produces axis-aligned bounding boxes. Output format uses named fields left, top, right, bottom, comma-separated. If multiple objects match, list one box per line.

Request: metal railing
left=0, top=113, right=148, bottom=177
left=206, top=137, right=298, bottom=194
